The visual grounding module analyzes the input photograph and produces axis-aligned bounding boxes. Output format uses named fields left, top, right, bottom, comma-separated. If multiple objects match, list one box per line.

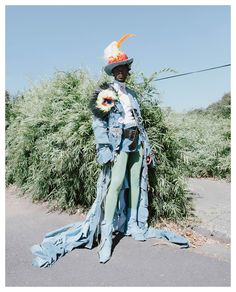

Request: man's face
left=112, top=65, right=130, bottom=82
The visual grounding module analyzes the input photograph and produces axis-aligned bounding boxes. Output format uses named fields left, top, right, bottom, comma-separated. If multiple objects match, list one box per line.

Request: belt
left=123, top=127, right=139, bottom=140
left=123, top=127, right=139, bottom=150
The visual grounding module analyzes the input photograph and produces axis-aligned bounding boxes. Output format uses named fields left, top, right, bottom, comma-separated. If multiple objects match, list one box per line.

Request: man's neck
left=114, top=79, right=126, bottom=86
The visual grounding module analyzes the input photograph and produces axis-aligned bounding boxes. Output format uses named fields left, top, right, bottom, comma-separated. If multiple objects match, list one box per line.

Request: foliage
left=5, top=91, right=12, bottom=129
left=127, top=73, right=191, bottom=223
left=205, top=92, right=231, bottom=118
left=189, top=92, right=231, bottom=119
left=165, top=94, right=231, bottom=181
left=6, top=69, right=191, bottom=223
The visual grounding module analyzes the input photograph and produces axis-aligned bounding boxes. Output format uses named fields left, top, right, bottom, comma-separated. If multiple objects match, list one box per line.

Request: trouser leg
left=99, top=151, right=128, bottom=263
left=104, top=151, right=128, bottom=224
left=126, top=146, right=146, bottom=241
left=127, top=145, right=143, bottom=222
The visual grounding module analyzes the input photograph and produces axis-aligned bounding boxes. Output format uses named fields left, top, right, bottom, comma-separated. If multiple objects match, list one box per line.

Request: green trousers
left=104, top=146, right=143, bottom=224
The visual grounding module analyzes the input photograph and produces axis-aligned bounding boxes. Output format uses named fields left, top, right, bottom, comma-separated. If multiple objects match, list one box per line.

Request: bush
left=5, top=91, right=12, bottom=129
left=6, top=69, right=191, bottom=223
left=206, top=92, right=231, bottom=118
left=165, top=99, right=231, bottom=181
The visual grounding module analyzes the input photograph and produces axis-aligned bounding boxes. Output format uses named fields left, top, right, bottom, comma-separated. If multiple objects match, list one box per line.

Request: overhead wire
left=154, top=64, right=231, bottom=81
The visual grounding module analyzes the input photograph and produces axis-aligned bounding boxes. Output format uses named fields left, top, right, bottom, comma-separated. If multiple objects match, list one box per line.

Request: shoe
left=98, top=220, right=113, bottom=264
left=126, top=220, right=146, bottom=241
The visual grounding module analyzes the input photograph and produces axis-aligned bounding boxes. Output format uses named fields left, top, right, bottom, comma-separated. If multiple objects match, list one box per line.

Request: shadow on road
left=112, top=232, right=125, bottom=254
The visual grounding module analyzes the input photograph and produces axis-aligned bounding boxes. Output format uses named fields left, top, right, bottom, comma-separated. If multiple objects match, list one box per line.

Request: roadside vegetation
left=165, top=92, right=230, bottom=181
left=5, top=70, right=230, bottom=224
left=5, top=70, right=191, bottom=223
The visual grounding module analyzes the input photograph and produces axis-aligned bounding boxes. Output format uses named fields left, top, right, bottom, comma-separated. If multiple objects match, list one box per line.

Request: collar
left=113, top=80, right=126, bottom=92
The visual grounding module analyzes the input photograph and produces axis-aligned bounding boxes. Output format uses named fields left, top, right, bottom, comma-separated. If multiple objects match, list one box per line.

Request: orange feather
left=116, top=33, right=136, bottom=48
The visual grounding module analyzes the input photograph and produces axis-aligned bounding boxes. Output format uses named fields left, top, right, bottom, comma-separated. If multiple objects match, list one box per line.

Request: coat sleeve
left=92, top=116, right=113, bottom=165
left=92, top=116, right=110, bottom=145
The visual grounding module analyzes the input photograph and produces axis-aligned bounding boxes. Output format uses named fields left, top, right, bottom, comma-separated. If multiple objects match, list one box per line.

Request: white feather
left=104, top=41, right=120, bottom=62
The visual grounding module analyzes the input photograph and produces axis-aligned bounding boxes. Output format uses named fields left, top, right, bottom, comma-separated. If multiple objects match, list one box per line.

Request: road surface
left=5, top=179, right=230, bottom=287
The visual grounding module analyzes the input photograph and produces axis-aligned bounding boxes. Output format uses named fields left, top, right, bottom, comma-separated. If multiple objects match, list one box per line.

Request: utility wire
left=154, top=64, right=231, bottom=81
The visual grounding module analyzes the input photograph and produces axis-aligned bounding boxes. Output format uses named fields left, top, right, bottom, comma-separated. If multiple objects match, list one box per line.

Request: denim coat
left=31, top=83, right=189, bottom=268
left=91, top=83, right=152, bottom=231
left=92, top=84, right=152, bottom=163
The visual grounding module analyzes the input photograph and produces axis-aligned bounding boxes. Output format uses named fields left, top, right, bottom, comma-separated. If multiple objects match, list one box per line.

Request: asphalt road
left=5, top=182, right=230, bottom=287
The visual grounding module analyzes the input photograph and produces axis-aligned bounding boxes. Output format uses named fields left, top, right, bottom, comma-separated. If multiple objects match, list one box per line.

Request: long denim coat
left=31, top=83, right=188, bottom=268
left=90, top=82, right=152, bottom=232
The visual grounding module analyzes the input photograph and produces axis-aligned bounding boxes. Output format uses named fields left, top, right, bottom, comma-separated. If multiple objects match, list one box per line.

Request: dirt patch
left=154, top=219, right=208, bottom=248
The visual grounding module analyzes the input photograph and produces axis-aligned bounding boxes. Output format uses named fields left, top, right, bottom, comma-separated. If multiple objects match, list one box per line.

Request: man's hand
left=146, top=155, right=152, bottom=165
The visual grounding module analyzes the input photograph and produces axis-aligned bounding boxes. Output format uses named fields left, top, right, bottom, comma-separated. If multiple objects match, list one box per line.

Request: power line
left=154, top=64, right=231, bottom=81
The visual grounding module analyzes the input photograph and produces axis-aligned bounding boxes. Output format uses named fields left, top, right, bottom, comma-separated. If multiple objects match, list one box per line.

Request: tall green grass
left=165, top=94, right=231, bottom=181
left=6, top=69, right=191, bottom=223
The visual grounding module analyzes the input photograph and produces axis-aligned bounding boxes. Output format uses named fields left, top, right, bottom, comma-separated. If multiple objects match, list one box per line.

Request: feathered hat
left=104, top=33, right=135, bottom=76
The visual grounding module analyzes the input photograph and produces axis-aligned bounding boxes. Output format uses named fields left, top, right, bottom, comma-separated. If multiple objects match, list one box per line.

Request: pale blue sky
left=5, top=5, right=230, bottom=112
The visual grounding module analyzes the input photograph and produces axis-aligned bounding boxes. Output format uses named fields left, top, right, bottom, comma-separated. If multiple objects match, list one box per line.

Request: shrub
left=5, top=91, right=12, bottom=129
left=6, top=69, right=191, bottom=223
left=206, top=92, right=231, bottom=119
left=165, top=101, right=231, bottom=181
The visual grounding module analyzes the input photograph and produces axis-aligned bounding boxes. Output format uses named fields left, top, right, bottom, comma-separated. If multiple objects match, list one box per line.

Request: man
left=31, top=34, right=188, bottom=269
left=90, top=34, right=154, bottom=263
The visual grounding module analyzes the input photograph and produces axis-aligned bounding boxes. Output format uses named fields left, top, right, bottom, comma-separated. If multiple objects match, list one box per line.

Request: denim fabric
left=119, top=124, right=142, bottom=153
left=92, top=85, right=152, bottom=165
left=31, top=160, right=189, bottom=268
left=31, top=165, right=112, bottom=268
left=97, top=145, right=113, bottom=165
left=31, top=143, right=189, bottom=268
left=31, top=84, right=189, bottom=268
